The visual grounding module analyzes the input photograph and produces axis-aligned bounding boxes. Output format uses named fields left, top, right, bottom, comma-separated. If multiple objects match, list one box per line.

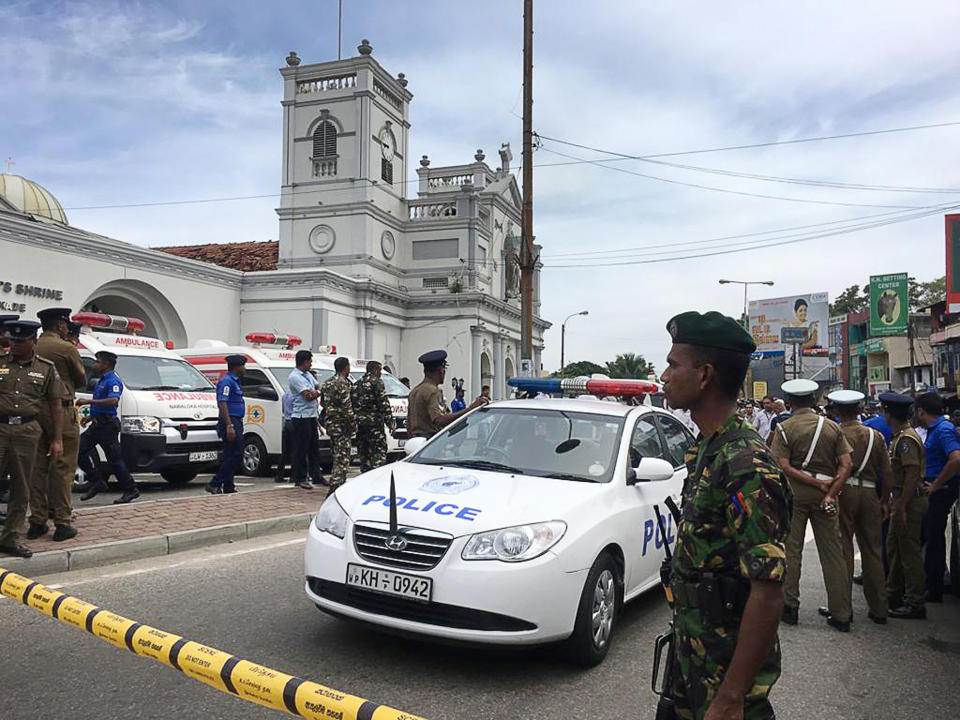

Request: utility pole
left=908, top=317, right=916, bottom=396
left=519, top=0, right=536, bottom=375
left=560, top=310, right=589, bottom=376
left=338, top=0, right=343, bottom=60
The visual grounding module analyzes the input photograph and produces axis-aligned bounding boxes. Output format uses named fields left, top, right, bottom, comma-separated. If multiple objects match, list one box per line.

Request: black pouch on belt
left=697, top=573, right=725, bottom=625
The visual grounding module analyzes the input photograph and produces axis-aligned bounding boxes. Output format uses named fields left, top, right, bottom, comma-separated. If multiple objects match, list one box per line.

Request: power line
left=540, top=146, right=922, bottom=209
left=545, top=201, right=960, bottom=268
left=537, top=119, right=960, bottom=160
left=541, top=204, right=947, bottom=259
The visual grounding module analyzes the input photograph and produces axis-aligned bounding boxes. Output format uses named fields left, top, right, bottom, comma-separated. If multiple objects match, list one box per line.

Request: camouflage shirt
left=352, top=372, right=393, bottom=426
left=320, top=374, right=355, bottom=425
left=673, top=414, right=792, bottom=588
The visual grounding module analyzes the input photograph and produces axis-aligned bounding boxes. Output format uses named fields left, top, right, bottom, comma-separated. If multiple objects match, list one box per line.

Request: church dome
left=0, top=174, right=68, bottom=224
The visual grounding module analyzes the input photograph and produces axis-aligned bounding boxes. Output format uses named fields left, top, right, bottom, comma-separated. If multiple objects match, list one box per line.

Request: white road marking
left=41, top=537, right=307, bottom=590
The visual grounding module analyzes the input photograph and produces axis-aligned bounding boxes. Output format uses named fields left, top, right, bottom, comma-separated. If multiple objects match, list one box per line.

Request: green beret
left=666, top=311, right=757, bottom=354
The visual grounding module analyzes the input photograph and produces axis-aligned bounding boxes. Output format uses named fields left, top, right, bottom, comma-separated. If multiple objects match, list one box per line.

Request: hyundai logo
left=385, top=534, right=408, bottom=552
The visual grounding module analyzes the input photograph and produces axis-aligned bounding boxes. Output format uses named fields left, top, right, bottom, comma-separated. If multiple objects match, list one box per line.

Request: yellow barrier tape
left=0, top=567, right=426, bottom=720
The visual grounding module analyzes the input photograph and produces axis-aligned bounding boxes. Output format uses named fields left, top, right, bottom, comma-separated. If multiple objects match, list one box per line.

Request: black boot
left=0, top=543, right=32, bottom=558
left=889, top=605, right=926, bottom=619
left=26, top=523, right=48, bottom=540
left=113, top=488, right=140, bottom=504
left=781, top=606, right=799, bottom=625
left=53, top=524, right=78, bottom=542
left=81, top=480, right=108, bottom=501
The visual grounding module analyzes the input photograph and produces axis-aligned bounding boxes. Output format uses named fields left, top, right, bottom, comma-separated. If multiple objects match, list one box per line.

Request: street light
left=560, top=310, right=589, bottom=376
left=718, top=279, right=775, bottom=328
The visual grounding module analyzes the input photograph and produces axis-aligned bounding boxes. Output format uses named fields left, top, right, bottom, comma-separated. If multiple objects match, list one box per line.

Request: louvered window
left=313, top=121, right=337, bottom=158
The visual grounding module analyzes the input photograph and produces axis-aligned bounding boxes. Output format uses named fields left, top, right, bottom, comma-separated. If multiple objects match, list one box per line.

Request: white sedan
left=304, top=397, right=692, bottom=666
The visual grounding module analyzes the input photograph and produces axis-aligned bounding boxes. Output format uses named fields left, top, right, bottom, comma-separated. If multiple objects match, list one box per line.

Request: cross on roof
left=4, top=157, right=13, bottom=174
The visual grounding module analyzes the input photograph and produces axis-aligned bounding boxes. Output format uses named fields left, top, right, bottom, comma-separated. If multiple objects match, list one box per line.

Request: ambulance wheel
left=160, top=469, right=198, bottom=485
left=242, top=435, right=271, bottom=476
left=565, top=551, right=622, bottom=667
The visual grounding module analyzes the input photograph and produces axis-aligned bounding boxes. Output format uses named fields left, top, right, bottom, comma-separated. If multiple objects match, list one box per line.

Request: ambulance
left=178, top=333, right=333, bottom=476
left=310, top=350, right=410, bottom=457
left=73, top=312, right=221, bottom=485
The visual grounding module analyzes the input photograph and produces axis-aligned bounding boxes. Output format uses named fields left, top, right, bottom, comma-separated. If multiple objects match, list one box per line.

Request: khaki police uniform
left=30, top=330, right=86, bottom=528
left=771, top=408, right=854, bottom=621
left=407, top=380, right=448, bottom=439
left=838, top=421, right=892, bottom=619
left=0, top=353, right=60, bottom=548
left=886, top=426, right=927, bottom=609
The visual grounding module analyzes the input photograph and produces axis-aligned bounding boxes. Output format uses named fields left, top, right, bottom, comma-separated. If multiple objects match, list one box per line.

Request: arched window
left=312, top=120, right=337, bottom=158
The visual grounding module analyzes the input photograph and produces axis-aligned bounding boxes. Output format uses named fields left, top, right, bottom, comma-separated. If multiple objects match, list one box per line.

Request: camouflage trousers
left=671, top=603, right=780, bottom=720
left=327, top=421, right=355, bottom=490
left=357, top=421, right=388, bottom=473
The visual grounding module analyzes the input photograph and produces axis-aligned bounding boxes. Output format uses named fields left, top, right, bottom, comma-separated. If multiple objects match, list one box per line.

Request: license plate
left=346, top=563, right=432, bottom=602
left=397, top=439, right=405, bottom=448
left=188, top=451, right=218, bottom=462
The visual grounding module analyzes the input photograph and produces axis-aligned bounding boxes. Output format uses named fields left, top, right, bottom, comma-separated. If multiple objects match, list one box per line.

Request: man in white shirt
left=753, top=394, right=778, bottom=440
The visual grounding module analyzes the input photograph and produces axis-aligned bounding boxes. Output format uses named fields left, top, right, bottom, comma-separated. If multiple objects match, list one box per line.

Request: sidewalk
left=0, top=485, right=327, bottom=575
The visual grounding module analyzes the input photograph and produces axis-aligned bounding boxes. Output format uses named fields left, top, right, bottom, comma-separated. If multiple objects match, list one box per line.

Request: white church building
left=0, top=41, right=548, bottom=399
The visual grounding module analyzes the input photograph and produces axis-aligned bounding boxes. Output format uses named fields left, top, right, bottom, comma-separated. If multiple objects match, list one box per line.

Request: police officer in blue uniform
left=77, top=350, right=139, bottom=504
left=208, top=354, right=246, bottom=495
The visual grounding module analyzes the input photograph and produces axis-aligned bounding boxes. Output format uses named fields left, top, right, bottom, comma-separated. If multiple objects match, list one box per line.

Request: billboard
left=947, top=214, right=960, bottom=314
left=869, top=273, right=908, bottom=336
left=749, top=292, right=830, bottom=380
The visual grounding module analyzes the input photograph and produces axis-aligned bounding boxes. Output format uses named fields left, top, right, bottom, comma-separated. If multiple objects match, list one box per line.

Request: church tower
left=276, top=41, right=412, bottom=273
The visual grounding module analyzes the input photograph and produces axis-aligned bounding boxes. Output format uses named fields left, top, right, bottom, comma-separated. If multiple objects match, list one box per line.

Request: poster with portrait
left=749, top=292, right=830, bottom=380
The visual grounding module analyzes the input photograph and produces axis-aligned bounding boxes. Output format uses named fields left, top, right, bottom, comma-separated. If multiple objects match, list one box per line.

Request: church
left=0, top=40, right=548, bottom=399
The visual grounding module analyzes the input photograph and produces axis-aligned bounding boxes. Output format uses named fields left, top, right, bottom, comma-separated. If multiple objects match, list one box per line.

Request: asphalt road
left=2, top=531, right=959, bottom=720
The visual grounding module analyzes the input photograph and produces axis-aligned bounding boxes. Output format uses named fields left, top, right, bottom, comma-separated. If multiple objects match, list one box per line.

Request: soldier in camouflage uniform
left=320, top=357, right=356, bottom=490
left=662, top=311, right=792, bottom=720
left=352, top=360, right=394, bottom=473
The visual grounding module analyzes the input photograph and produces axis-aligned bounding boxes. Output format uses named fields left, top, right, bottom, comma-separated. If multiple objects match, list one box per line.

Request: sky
left=3, top=0, right=960, bottom=373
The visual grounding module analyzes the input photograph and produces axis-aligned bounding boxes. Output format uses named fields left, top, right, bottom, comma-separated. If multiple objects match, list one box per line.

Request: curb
left=0, top=512, right=314, bottom=575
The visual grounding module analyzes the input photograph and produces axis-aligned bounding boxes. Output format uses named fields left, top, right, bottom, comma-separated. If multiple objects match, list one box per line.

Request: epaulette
left=35, top=356, right=55, bottom=366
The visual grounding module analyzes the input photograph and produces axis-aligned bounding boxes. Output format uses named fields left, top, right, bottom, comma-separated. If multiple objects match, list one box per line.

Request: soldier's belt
left=0, top=414, right=36, bottom=425
left=671, top=575, right=749, bottom=624
left=813, top=473, right=834, bottom=482
left=846, top=476, right=876, bottom=489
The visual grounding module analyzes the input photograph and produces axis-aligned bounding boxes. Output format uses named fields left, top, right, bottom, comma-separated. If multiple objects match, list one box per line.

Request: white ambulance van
left=73, top=312, right=221, bottom=485
left=311, top=349, right=410, bottom=458
left=178, top=334, right=332, bottom=476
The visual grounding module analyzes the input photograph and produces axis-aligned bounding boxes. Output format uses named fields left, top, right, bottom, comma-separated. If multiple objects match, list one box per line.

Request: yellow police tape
left=0, top=567, right=426, bottom=720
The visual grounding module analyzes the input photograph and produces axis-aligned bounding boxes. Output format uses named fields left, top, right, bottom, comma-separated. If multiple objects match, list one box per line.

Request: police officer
left=827, top=389, right=892, bottom=624
left=320, top=357, right=356, bottom=490
left=64, top=320, right=82, bottom=347
left=28, top=307, right=86, bottom=542
left=207, top=354, right=246, bottom=495
left=0, top=314, right=16, bottom=520
left=353, top=360, right=394, bottom=473
left=771, top=378, right=854, bottom=630
left=0, top=319, right=63, bottom=557
left=881, top=392, right=928, bottom=619
left=407, top=350, right=487, bottom=439
left=77, top=350, right=138, bottom=504
left=661, top=311, right=791, bottom=719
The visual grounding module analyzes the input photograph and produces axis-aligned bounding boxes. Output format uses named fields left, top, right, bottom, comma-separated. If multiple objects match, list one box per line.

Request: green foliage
left=553, top=360, right=605, bottom=378
left=605, top=353, right=654, bottom=379
left=829, top=284, right=869, bottom=315
left=909, top=275, right=945, bottom=310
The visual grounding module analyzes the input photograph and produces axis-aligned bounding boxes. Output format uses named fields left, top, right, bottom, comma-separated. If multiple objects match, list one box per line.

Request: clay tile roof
left=156, top=240, right=278, bottom=272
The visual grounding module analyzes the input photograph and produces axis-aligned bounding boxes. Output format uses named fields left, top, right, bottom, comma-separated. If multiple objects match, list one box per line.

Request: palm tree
left=605, top=353, right=653, bottom=379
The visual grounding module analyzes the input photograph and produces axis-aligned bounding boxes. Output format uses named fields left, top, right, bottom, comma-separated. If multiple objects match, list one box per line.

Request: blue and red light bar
left=508, top=377, right=660, bottom=397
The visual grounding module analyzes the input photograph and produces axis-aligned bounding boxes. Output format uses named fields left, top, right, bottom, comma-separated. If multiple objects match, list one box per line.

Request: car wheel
left=565, top=551, right=622, bottom=667
left=242, top=435, right=271, bottom=477
left=160, top=469, right=198, bottom=485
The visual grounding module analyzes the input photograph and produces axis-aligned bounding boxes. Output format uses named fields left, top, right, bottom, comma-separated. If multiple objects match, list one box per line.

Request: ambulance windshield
left=111, top=357, right=214, bottom=392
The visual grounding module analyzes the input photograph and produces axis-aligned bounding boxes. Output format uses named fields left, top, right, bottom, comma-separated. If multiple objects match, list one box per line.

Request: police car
left=304, top=378, right=691, bottom=666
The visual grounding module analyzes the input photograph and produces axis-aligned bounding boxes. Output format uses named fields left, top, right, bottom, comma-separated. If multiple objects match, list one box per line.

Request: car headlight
left=121, top=416, right=161, bottom=433
left=313, top=495, right=349, bottom=539
left=461, top=521, right=566, bottom=562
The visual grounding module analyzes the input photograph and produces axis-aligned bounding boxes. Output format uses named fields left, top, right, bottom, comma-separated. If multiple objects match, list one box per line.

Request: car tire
left=242, top=435, right=271, bottom=477
left=565, top=551, right=622, bottom=667
left=160, top=469, right=198, bottom=485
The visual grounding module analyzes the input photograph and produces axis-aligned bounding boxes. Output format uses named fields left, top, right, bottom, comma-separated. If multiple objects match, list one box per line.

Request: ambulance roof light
left=245, top=332, right=302, bottom=349
left=315, top=344, right=337, bottom=354
left=72, top=311, right=146, bottom=334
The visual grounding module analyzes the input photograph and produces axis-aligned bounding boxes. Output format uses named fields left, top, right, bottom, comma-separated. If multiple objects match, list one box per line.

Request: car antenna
left=389, top=471, right=399, bottom=535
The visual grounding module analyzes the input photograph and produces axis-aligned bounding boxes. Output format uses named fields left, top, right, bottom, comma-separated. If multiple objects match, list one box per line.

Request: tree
left=829, top=284, right=868, bottom=315
left=553, top=360, right=605, bottom=378
left=605, top=353, right=654, bottom=379
left=909, top=275, right=945, bottom=310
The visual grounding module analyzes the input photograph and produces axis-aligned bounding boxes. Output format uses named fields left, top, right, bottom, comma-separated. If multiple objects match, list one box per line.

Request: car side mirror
left=404, top=436, right=428, bottom=457
left=627, top=457, right=675, bottom=485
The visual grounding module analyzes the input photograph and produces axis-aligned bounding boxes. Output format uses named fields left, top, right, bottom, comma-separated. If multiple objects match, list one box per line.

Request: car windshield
left=409, top=407, right=625, bottom=483
left=110, top=356, right=214, bottom=392
left=346, top=371, right=409, bottom=397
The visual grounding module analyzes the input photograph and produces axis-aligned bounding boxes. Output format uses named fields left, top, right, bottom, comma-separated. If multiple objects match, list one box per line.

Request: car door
left=622, top=413, right=676, bottom=596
